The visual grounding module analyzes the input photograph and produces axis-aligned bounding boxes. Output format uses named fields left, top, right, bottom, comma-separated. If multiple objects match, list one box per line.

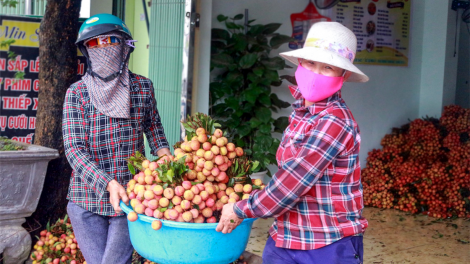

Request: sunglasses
left=86, top=36, right=121, bottom=49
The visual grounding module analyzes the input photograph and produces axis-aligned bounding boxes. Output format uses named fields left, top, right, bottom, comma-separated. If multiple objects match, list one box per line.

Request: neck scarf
left=82, top=33, right=131, bottom=119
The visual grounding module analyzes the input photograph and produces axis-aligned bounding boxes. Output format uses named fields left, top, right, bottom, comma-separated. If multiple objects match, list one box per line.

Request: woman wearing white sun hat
left=217, top=22, right=369, bottom=264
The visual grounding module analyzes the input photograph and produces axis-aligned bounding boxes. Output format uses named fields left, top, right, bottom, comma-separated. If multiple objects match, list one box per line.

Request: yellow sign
left=0, top=19, right=40, bottom=50
left=0, top=17, right=83, bottom=55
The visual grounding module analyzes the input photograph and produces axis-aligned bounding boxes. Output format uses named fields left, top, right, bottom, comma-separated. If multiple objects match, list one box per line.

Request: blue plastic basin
left=120, top=201, right=257, bottom=264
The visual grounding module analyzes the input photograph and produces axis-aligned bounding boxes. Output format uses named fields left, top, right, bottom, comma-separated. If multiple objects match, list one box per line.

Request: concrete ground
left=245, top=207, right=470, bottom=264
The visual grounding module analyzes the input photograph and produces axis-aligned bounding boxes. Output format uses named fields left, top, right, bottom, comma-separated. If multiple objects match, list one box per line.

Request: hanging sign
left=0, top=15, right=87, bottom=143
left=289, top=0, right=411, bottom=66
left=289, top=1, right=332, bottom=49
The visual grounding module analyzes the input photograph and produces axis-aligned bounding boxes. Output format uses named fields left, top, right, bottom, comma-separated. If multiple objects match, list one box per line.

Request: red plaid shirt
left=62, top=73, right=169, bottom=216
left=234, top=86, right=368, bottom=250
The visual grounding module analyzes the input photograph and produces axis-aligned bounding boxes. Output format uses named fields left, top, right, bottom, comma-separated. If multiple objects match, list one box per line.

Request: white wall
left=203, top=0, right=431, bottom=168
left=80, top=0, right=91, bottom=18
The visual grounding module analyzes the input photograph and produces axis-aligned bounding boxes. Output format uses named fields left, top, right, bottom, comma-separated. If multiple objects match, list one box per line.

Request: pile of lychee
left=30, top=218, right=85, bottom=264
left=175, top=127, right=244, bottom=183
left=125, top=128, right=266, bottom=230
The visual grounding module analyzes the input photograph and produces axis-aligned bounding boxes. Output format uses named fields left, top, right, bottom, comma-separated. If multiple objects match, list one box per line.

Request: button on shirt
left=63, top=73, right=169, bottom=216
left=234, top=86, right=368, bottom=250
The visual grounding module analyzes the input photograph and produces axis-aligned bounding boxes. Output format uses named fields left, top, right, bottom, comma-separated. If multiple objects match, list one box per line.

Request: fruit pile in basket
left=125, top=113, right=266, bottom=228
left=175, top=113, right=246, bottom=184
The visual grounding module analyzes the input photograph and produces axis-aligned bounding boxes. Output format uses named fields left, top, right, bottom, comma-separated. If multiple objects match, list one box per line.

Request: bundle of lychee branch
left=125, top=113, right=266, bottom=229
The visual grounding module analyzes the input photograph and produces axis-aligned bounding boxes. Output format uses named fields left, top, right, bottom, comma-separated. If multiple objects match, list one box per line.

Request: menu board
left=0, top=15, right=87, bottom=143
left=289, top=0, right=411, bottom=66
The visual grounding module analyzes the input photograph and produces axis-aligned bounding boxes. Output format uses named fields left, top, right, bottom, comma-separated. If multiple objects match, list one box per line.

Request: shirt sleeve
left=234, top=115, right=353, bottom=219
left=62, top=87, right=113, bottom=201
left=142, top=81, right=170, bottom=155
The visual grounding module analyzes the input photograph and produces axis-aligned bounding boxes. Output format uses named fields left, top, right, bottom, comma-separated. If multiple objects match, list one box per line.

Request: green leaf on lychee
left=128, top=163, right=136, bottom=175
left=167, top=169, right=174, bottom=182
left=193, top=204, right=200, bottom=210
left=159, top=207, right=167, bottom=213
left=228, top=178, right=235, bottom=187
left=252, top=185, right=261, bottom=190
left=168, top=201, right=174, bottom=209
left=46, top=221, right=51, bottom=232
left=230, top=219, right=234, bottom=223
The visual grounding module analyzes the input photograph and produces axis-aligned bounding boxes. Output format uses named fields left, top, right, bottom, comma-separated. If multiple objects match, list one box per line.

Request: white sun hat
left=280, top=21, right=369, bottom=83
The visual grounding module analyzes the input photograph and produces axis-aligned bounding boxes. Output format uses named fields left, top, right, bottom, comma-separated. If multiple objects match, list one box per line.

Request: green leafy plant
left=210, top=14, right=293, bottom=176
left=227, top=156, right=259, bottom=186
left=0, top=136, right=26, bottom=151
left=227, top=156, right=259, bottom=178
left=1, top=0, right=18, bottom=8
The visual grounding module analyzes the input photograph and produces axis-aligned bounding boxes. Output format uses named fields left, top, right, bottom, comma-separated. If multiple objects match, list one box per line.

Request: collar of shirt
left=288, top=85, right=342, bottom=116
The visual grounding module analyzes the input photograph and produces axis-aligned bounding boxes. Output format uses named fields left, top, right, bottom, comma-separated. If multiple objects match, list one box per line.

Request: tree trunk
left=27, top=0, right=82, bottom=239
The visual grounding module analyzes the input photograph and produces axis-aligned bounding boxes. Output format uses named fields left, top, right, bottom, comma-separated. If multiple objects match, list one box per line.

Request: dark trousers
left=262, top=235, right=363, bottom=264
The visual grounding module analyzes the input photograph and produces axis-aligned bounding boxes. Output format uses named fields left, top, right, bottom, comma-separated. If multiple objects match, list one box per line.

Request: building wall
left=442, top=0, right=459, bottom=110
left=200, top=0, right=462, bottom=169
left=129, top=0, right=151, bottom=77
left=418, top=0, right=460, bottom=118
left=456, top=11, right=470, bottom=109
left=194, top=0, right=212, bottom=114
left=90, top=0, right=112, bottom=15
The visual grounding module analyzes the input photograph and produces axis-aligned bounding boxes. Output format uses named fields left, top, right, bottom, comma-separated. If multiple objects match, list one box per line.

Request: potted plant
left=209, top=13, right=293, bottom=179
left=0, top=137, right=58, bottom=264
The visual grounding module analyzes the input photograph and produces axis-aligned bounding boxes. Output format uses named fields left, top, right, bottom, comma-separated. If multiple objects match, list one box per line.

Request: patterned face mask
left=82, top=33, right=132, bottom=119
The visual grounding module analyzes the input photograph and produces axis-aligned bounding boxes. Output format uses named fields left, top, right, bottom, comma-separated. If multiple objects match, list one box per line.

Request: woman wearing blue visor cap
left=62, top=13, right=173, bottom=264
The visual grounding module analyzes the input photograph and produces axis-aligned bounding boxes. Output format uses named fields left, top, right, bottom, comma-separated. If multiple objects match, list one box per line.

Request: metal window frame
left=112, top=0, right=126, bottom=21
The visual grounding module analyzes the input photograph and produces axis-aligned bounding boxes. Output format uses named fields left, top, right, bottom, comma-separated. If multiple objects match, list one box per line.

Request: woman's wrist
left=156, top=148, right=171, bottom=157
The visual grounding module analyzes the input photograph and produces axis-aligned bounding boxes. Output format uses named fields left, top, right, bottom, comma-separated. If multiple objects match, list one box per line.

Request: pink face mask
left=294, top=64, right=344, bottom=103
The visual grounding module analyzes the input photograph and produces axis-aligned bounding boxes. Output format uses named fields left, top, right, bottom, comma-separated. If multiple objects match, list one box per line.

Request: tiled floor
left=245, top=207, right=470, bottom=264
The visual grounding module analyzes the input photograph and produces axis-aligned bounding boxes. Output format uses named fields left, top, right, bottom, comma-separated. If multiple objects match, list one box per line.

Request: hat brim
left=280, top=47, right=369, bottom=83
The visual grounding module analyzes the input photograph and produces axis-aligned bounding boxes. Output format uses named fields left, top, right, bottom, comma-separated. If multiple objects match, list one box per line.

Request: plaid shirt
left=234, top=86, right=368, bottom=250
left=63, top=73, right=169, bottom=216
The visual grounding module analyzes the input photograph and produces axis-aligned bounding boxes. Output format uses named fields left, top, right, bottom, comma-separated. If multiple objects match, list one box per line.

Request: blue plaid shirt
left=63, top=73, right=169, bottom=216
